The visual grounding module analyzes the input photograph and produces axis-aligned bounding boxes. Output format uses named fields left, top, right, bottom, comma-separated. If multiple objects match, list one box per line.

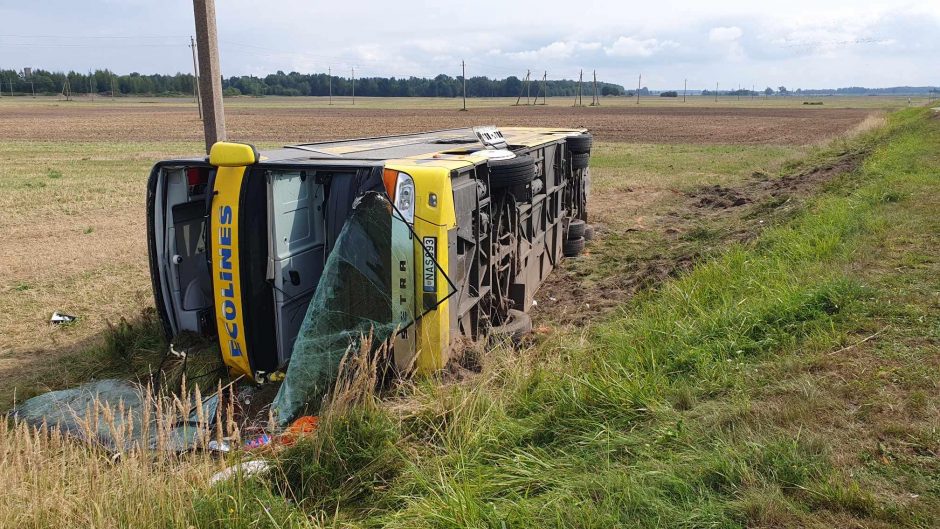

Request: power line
left=0, top=34, right=189, bottom=39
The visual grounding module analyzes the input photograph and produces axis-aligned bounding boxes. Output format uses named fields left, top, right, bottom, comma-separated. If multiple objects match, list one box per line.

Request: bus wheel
left=489, top=309, right=533, bottom=344
left=563, top=236, right=585, bottom=257
left=488, top=155, right=536, bottom=189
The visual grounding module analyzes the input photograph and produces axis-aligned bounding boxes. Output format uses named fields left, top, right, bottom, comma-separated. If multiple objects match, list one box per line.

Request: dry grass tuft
left=0, top=382, right=236, bottom=529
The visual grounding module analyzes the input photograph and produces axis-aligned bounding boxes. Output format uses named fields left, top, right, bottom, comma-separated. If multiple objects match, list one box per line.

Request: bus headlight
left=393, top=172, right=415, bottom=223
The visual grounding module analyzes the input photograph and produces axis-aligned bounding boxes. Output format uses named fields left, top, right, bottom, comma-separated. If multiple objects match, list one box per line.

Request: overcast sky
left=1, top=0, right=937, bottom=89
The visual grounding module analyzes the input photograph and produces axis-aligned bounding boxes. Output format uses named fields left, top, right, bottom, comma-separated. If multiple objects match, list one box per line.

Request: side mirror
left=209, top=142, right=259, bottom=167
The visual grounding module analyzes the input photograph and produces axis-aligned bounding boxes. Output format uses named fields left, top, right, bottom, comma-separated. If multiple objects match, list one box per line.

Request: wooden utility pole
left=460, top=60, right=467, bottom=111
left=328, top=67, right=332, bottom=105
left=193, top=0, right=226, bottom=153
left=575, top=69, right=583, bottom=106
left=351, top=67, right=355, bottom=105
left=683, top=78, right=687, bottom=102
left=189, top=36, right=203, bottom=119
left=514, top=70, right=531, bottom=106
left=636, top=74, right=641, bottom=105
left=526, top=69, right=531, bottom=105
left=591, top=70, right=599, bottom=106
left=541, top=71, right=547, bottom=105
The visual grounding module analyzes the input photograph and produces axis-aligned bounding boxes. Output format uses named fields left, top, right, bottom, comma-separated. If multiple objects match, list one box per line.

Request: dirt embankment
left=533, top=148, right=867, bottom=326
left=0, top=104, right=874, bottom=145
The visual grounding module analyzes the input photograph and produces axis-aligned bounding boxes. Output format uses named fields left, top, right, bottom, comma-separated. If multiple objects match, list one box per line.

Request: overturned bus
left=147, top=126, right=592, bottom=406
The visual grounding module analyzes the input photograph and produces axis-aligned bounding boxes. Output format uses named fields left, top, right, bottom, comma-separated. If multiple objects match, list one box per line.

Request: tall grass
left=0, top=409, right=220, bottom=528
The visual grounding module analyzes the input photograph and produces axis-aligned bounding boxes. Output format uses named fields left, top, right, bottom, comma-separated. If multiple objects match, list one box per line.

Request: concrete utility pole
left=193, top=0, right=226, bottom=153
left=189, top=35, right=203, bottom=119
left=715, top=82, right=719, bottom=103
left=461, top=60, right=467, bottom=111
left=636, top=74, right=641, bottom=105
left=111, top=75, right=116, bottom=100
left=351, top=67, right=355, bottom=105
left=328, top=67, right=332, bottom=105
left=683, top=78, right=687, bottom=102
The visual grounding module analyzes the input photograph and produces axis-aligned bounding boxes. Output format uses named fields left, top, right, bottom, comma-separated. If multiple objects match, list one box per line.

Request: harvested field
left=0, top=97, right=881, bottom=401
left=0, top=99, right=876, bottom=145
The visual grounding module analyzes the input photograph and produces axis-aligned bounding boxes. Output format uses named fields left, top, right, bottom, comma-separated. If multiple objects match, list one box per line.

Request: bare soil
left=0, top=103, right=873, bottom=145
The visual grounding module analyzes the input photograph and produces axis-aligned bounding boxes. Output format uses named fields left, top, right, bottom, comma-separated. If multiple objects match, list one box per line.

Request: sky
left=0, top=0, right=937, bottom=90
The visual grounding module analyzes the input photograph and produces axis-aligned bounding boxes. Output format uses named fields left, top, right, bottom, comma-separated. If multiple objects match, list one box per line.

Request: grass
left=1, top=104, right=937, bottom=528
left=207, top=107, right=933, bottom=527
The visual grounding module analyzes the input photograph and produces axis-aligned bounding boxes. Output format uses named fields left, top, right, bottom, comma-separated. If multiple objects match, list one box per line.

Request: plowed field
left=0, top=100, right=874, bottom=145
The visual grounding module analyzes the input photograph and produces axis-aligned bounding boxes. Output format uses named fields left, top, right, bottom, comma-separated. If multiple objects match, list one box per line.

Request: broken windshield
left=271, top=191, right=454, bottom=424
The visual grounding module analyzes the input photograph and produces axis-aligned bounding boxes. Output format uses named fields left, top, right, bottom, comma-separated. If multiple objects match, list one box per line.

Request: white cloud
left=709, top=26, right=743, bottom=42
left=604, top=36, right=679, bottom=57
left=506, top=40, right=602, bottom=62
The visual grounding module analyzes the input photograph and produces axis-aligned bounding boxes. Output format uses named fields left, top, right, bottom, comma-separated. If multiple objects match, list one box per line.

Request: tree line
left=0, top=68, right=626, bottom=97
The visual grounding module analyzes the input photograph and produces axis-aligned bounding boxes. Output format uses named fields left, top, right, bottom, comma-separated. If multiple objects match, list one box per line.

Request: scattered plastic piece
left=245, top=434, right=272, bottom=449
left=207, top=440, right=231, bottom=453
left=50, top=311, right=77, bottom=324
left=209, top=460, right=270, bottom=485
left=279, top=415, right=319, bottom=447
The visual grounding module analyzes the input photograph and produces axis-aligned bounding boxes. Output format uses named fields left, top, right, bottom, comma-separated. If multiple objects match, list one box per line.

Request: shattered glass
left=272, top=191, right=455, bottom=424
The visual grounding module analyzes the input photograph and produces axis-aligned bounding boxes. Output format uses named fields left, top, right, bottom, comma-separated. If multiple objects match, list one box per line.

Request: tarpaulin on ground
left=271, top=192, right=418, bottom=425
left=12, top=379, right=219, bottom=452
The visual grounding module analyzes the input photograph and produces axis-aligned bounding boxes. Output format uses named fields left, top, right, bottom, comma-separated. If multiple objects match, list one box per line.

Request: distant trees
left=764, top=87, right=774, bottom=96
left=660, top=91, right=678, bottom=97
left=0, top=67, right=625, bottom=98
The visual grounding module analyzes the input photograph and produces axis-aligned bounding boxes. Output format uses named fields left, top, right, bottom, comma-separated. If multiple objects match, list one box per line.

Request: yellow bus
left=146, top=126, right=593, bottom=386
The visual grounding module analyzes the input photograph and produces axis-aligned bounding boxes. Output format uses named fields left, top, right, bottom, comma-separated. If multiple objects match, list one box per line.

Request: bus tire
left=489, top=155, right=536, bottom=189
left=489, top=309, right=532, bottom=343
left=571, top=152, right=590, bottom=170
left=566, top=134, right=593, bottom=154
left=563, top=236, right=585, bottom=257
left=567, top=219, right=586, bottom=239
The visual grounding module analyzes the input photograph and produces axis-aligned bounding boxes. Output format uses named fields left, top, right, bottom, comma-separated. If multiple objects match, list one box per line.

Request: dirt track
left=0, top=103, right=874, bottom=145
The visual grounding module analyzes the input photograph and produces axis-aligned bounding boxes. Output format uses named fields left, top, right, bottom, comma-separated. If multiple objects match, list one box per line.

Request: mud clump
left=690, top=185, right=750, bottom=209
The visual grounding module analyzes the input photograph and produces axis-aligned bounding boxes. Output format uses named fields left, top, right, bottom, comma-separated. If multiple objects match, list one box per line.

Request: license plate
left=423, top=236, right=436, bottom=293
